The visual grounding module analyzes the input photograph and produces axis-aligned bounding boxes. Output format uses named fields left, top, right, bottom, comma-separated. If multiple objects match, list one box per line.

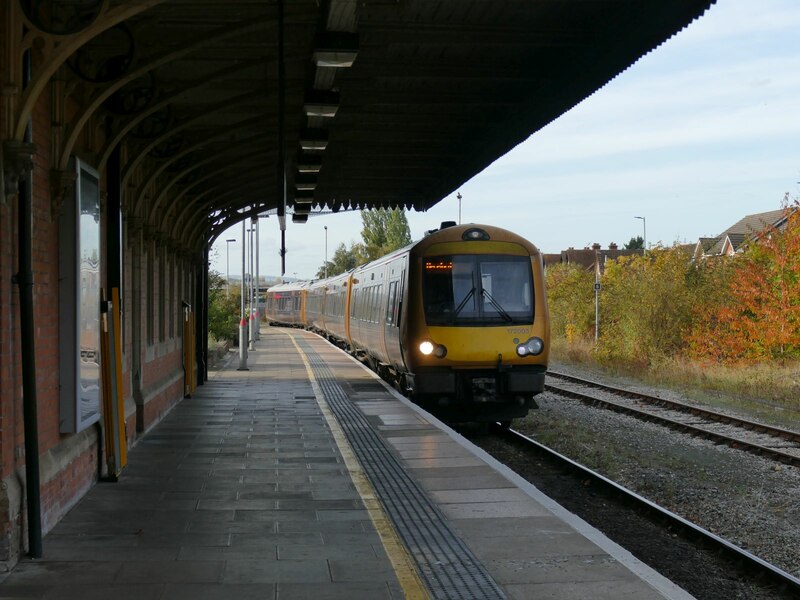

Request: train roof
left=411, top=223, right=540, bottom=255
left=274, top=224, right=539, bottom=292
left=265, top=281, right=313, bottom=293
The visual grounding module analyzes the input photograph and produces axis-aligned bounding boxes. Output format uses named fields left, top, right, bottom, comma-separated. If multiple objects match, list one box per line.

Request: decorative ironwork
left=177, top=169, right=199, bottom=186
left=105, top=73, right=157, bottom=115
left=148, top=135, right=184, bottom=158
left=1, top=140, right=37, bottom=204
left=130, top=106, right=171, bottom=139
left=66, top=24, right=135, bottom=83
left=20, top=0, right=103, bottom=36
left=50, top=168, right=77, bottom=220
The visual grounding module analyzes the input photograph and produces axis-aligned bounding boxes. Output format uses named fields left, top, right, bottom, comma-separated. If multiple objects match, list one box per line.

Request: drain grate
left=298, top=338, right=506, bottom=600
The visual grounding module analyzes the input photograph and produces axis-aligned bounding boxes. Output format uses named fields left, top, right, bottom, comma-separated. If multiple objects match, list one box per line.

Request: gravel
left=503, top=360, right=800, bottom=597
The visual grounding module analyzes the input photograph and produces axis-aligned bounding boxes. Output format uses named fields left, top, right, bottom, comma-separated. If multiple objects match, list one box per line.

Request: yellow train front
left=399, top=223, right=549, bottom=424
left=265, top=222, right=549, bottom=425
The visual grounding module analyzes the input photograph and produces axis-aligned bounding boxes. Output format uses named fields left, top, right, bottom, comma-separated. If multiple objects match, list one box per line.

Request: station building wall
left=0, top=75, right=198, bottom=569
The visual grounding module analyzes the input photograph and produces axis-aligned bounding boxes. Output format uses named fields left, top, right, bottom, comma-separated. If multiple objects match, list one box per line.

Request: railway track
left=494, top=426, right=800, bottom=598
left=546, top=371, right=800, bottom=467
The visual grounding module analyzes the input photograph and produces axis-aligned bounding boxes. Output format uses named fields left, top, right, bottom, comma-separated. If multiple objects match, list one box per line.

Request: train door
left=384, top=258, right=405, bottom=369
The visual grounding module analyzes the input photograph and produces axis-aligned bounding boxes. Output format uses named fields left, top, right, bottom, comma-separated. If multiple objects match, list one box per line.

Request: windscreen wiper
left=481, top=289, right=513, bottom=322
left=453, top=287, right=475, bottom=317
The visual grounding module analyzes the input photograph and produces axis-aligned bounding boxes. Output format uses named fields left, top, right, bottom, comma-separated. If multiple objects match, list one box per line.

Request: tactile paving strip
left=298, top=338, right=506, bottom=600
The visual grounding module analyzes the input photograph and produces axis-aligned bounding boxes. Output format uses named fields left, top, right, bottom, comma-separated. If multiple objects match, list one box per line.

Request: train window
left=386, top=281, right=397, bottom=325
left=423, top=255, right=533, bottom=325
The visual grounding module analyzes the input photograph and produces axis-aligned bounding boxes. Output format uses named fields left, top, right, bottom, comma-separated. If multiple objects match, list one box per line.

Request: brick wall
left=0, top=84, right=193, bottom=567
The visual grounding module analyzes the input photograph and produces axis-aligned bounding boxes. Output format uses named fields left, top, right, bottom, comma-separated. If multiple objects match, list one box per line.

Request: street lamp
left=324, top=225, right=328, bottom=278
left=457, top=191, right=462, bottom=225
left=247, top=226, right=255, bottom=351
left=225, top=238, right=235, bottom=297
left=634, top=216, right=646, bottom=252
left=238, top=220, right=248, bottom=370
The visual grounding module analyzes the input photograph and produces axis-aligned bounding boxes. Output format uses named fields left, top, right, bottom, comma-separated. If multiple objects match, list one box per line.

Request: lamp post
left=324, top=225, right=328, bottom=278
left=254, top=217, right=260, bottom=340
left=457, top=191, right=462, bottom=225
left=237, top=220, right=248, bottom=370
left=634, top=216, right=646, bottom=253
left=247, top=226, right=255, bottom=351
left=225, top=238, right=235, bottom=297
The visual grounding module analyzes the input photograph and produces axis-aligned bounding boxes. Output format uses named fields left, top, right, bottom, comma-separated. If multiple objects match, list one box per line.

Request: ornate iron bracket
left=50, top=168, right=77, bottom=220
left=1, top=140, right=37, bottom=205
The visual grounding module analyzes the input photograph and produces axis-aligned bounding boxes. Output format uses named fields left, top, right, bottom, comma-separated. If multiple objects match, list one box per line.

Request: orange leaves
left=546, top=202, right=800, bottom=367
left=689, top=202, right=800, bottom=363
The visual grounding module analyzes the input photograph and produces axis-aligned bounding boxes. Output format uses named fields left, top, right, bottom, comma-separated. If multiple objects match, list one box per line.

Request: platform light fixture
left=300, top=128, right=328, bottom=151
left=313, top=32, right=359, bottom=68
left=304, top=90, right=339, bottom=118
left=296, top=153, right=322, bottom=173
left=292, top=213, right=308, bottom=224
left=295, top=173, right=317, bottom=191
left=294, top=204, right=311, bottom=215
left=294, top=190, right=314, bottom=205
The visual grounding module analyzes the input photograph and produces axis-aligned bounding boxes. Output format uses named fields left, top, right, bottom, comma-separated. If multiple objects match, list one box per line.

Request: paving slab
left=0, top=327, right=695, bottom=600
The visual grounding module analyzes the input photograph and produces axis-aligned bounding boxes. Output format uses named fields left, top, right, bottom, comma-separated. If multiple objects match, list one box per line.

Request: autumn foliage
left=688, top=202, right=800, bottom=362
left=546, top=202, right=800, bottom=366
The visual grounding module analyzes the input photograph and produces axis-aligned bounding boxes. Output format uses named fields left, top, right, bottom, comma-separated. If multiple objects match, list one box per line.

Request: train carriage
left=268, top=222, right=548, bottom=425
left=401, top=223, right=549, bottom=423
left=264, top=281, right=308, bottom=327
left=318, top=271, right=352, bottom=346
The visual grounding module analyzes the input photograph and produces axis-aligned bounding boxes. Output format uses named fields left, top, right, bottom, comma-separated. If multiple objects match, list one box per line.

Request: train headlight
left=462, top=228, right=490, bottom=241
left=419, top=340, right=447, bottom=358
left=419, top=341, right=434, bottom=355
left=516, top=337, right=544, bottom=357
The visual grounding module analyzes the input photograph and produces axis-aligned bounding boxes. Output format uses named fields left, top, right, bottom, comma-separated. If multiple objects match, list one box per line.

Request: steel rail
left=548, top=371, right=800, bottom=442
left=546, top=372, right=800, bottom=468
left=500, top=426, right=800, bottom=597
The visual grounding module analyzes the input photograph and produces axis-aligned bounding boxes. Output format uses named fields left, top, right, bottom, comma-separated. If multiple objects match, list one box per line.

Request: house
left=693, top=208, right=791, bottom=260
left=543, top=243, right=643, bottom=274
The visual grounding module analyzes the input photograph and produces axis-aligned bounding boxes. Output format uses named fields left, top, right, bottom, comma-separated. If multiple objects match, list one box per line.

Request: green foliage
left=546, top=246, right=720, bottom=366
left=545, top=264, right=595, bottom=341
left=360, top=208, right=412, bottom=261
left=207, top=270, right=241, bottom=342
left=624, top=236, right=644, bottom=250
left=316, top=241, right=364, bottom=278
left=595, top=246, right=700, bottom=364
left=316, top=208, right=412, bottom=277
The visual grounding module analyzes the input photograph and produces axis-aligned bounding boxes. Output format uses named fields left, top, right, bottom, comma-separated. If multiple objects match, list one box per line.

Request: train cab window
left=423, top=255, right=533, bottom=326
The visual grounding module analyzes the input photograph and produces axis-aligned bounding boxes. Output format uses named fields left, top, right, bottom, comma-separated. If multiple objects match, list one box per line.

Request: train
left=264, top=222, right=549, bottom=425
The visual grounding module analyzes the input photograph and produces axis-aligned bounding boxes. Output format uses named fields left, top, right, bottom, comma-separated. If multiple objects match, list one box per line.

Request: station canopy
left=17, top=0, right=714, bottom=243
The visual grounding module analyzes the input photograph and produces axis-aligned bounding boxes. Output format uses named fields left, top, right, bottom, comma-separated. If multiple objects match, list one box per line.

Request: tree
left=624, top=236, right=644, bottom=250
left=689, top=202, right=800, bottom=362
left=597, top=245, right=699, bottom=364
left=207, top=270, right=240, bottom=342
left=545, top=264, right=595, bottom=342
left=360, top=208, right=412, bottom=261
left=315, top=208, right=412, bottom=277
left=316, top=241, right=362, bottom=278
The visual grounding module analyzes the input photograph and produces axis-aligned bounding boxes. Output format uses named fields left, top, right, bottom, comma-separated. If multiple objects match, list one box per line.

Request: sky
left=211, top=0, right=800, bottom=281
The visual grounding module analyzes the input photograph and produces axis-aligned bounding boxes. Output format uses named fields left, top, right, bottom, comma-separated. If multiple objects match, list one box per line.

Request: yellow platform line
left=281, top=330, right=430, bottom=600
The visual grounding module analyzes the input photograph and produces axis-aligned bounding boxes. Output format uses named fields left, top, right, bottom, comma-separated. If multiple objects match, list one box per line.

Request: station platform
left=0, top=327, right=694, bottom=600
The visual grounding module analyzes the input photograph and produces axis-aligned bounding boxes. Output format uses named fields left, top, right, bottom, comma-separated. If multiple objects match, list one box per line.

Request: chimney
left=591, top=243, right=601, bottom=251
left=609, top=242, right=618, bottom=250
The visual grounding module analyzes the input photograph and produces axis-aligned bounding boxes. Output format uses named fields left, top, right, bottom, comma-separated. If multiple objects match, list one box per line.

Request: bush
left=208, top=272, right=241, bottom=343
left=545, top=263, right=595, bottom=342
left=595, top=246, right=701, bottom=364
